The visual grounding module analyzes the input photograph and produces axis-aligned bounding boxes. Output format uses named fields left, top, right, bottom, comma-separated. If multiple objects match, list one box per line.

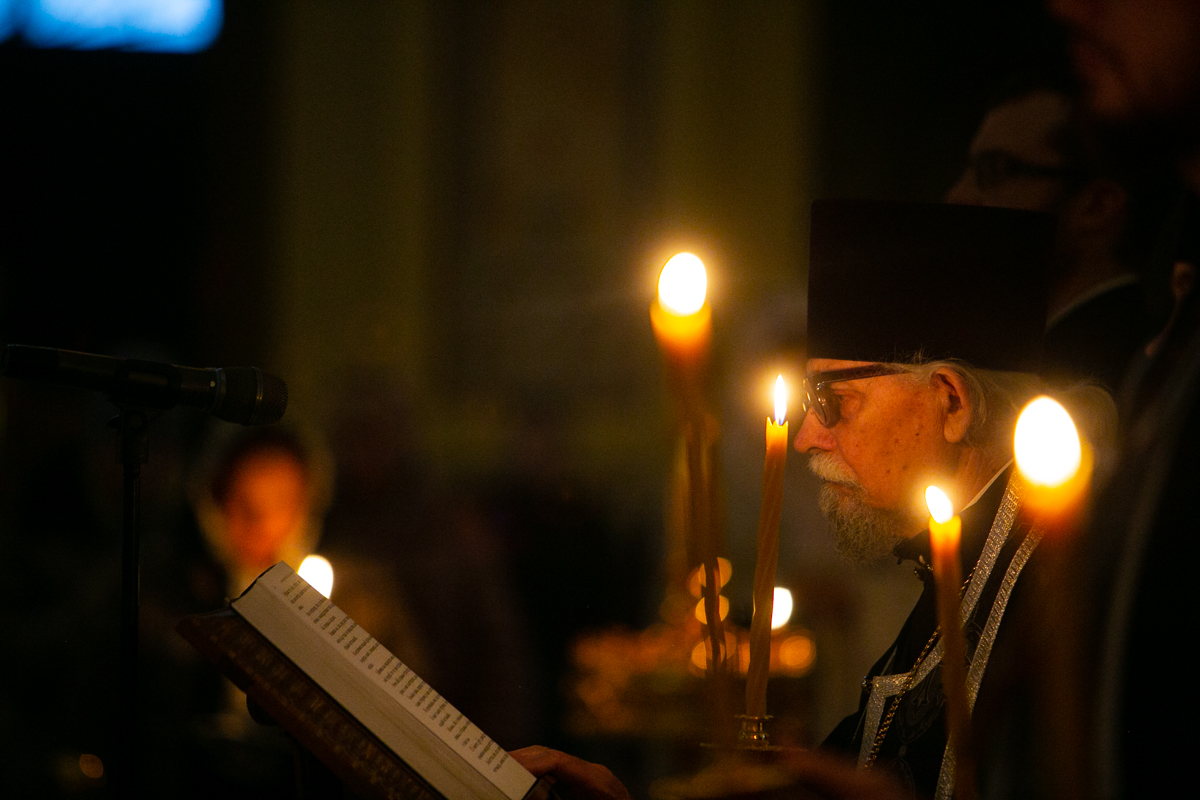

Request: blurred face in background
left=945, top=90, right=1073, bottom=211
left=1052, top=0, right=1200, bottom=122
left=221, top=449, right=310, bottom=572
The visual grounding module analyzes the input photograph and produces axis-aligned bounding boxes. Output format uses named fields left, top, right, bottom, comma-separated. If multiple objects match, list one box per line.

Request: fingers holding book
left=510, top=747, right=633, bottom=800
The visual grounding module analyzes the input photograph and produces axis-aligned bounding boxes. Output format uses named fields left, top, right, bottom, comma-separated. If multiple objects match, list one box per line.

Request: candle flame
left=688, top=558, right=733, bottom=595
left=771, top=587, right=793, bottom=629
left=925, top=485, right=954, bottom=524
left=1014, top=396, right=1082, bottom=487
left=694, top=595, right=730, bottom=624
left=299, top=554, right=334, bottom=598
left=779, top=634, right=816, bottom=673
left=774, top=375, right=787, bottom=425
left=657, top=253, right=707, bottom=315
left=78, top=754, right=104, bottom=780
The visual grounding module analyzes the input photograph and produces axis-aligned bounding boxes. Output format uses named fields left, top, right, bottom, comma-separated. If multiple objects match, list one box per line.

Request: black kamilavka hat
left=807, top=199, right=1055, bottom=373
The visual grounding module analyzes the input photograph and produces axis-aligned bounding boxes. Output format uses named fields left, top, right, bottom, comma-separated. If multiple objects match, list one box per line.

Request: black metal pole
left=115, top=407, right=149, bottom=799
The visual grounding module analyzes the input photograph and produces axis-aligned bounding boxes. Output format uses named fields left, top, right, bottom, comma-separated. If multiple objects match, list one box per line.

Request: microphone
left=2, top=344, right=288, bottom=426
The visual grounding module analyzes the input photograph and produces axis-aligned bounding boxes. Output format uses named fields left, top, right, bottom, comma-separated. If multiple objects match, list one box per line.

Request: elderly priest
left=514, top=200, right=1061, bottom=800
left=802, top=199, right=1058, bottom=799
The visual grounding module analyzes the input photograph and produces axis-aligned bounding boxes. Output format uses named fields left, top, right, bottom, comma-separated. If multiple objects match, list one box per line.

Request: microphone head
left=217, top=367, right=288, bottom=425
left=256, top=371, right=289, bottom=425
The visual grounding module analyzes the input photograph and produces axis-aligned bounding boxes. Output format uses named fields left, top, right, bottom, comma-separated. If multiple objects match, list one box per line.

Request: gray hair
left=894, top=357, right=1117, bottom=469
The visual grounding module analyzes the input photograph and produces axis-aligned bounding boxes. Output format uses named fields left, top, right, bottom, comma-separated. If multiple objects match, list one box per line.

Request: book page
left=233, top=562, right=535, bottom=800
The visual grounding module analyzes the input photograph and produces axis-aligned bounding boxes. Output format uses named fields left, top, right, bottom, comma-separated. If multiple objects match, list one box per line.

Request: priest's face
left=794, top=358, right=959, bottom=561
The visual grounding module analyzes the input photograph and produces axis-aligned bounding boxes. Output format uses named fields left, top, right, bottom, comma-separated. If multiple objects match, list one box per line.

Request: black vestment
left=822, top=468, right=1040, bottom=799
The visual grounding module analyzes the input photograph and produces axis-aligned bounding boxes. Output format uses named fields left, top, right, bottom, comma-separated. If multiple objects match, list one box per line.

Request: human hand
left=510, top=746, right=632, bottom=800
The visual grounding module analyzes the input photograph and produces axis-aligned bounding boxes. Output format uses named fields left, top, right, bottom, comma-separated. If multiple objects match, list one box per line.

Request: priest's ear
left=932, top=368, right=974, bottom=444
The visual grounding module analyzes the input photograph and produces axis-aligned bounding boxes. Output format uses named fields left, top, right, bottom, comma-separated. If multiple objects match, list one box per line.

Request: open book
left=178, top=562, right=544, bottom=800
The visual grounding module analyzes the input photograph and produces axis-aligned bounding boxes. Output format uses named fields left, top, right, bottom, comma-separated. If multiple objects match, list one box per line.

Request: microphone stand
left=112, top=403, right=156, bottom=799
left=1, top=344, right=288, bottom=796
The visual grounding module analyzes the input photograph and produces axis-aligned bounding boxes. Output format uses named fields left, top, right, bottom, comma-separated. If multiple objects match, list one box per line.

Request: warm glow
left=688, top=557, right=733, bottom=596
left=773, top=375, right=787, bottom=425
left=299, top=555, right=334, bottom=598
left=1014, top=396, right=1083, bottom=487
left=78, top=754, right=104, bottom=780
left=771, top=587, right=793, bottom=629
left=657, top=253, right=707, bottom=315
left=925, top=485, right=954, bottom=524
left=778, top=634, right=816, bottom=673
left=690, top=634, right=738, bottom=672
left=694, top=595, right=730, bottom=624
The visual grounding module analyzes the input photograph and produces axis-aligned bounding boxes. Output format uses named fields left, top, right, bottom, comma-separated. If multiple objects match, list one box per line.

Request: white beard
left=807, top=453, right=911, bottom=563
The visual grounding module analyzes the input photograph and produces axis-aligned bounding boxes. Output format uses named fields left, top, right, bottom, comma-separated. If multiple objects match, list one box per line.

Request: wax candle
left=745, top=376, right=788, bottom=720
left=650, top=253, right=724, bottom=682
left=1013, top=395, right=1091, bottom=796
left=925, top=485, right=975, bottom=799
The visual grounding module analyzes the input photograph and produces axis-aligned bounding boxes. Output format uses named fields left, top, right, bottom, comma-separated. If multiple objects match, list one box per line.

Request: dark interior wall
left=0, top=2, right=282, bottom=368
left=0, top=0, right=1066, bottom=372
left=0, top=47, right=205, bottom=356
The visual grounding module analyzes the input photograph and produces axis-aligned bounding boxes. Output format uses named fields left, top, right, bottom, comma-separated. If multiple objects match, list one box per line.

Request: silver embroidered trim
left=934, top=521, right=1042, bottom=800
left=858, top=673, right=908, bottom=765
left=967, top=529, right=1041, bottom=709
left=856, top=476, right=1021, bottom=770
left=960, top=481, right=1020, bottom=620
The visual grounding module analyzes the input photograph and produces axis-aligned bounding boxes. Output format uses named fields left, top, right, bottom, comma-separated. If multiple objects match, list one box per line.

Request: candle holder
left=699, top=715, right=785, bottom=754
left=734, top=714, right=779, bottom=751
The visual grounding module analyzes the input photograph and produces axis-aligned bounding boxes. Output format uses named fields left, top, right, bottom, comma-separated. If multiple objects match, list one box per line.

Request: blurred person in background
left=189, top=420, right=431, bottom=712
left=946, top=75, right=1178, bottom=391
left=980, top=0, right=1200, bottom=795
left=191, top=425, right=329, bottom=596
left=141, top=424, right=340, bottom=798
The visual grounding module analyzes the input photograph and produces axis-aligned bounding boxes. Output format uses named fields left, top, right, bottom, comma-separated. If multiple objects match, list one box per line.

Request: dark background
left=0, top=1, right=1063, bottom=796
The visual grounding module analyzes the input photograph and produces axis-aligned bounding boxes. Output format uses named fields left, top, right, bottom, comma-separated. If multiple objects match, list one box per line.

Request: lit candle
left=650, top=253, right=712, bottom=415
left=745, top=376, right=788, bottom=720
left=650, top=253, right=724, bottom=682
left=925, top=486, right=975, bottom=799
left=298, top=554, right=334, bottom=599
left=1013, top=396, right=1091, bottom=794
left=1014, top=395, right=1091, bottom=526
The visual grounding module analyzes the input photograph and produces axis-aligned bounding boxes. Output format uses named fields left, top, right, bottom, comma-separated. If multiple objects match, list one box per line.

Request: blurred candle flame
left=779, top=634, right=815, bottom=673
left=299, top=555, right=334, bottom=598
left=657, top=253, right=707, bottom=315
left=688, top=558, right=732, bottom=595
left=1014, top=396, right=1082, bottom=487
left=925, top=485, right=954, bottom=524
left=774, top=375, right=787, bottom=425
left=694, top=595, right=730, bottom=624
left=79, top=754, right=104, bottom=780
left=771, top=587, right=793, bottom=629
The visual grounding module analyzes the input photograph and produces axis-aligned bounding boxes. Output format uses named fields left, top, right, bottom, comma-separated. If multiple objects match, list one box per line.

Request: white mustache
left=807, top=452, right=860, bottom=487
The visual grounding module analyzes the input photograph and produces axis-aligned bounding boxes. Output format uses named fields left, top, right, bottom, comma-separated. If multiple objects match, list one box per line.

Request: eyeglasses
left=967, top=149, right=1080, bottom=192
left=801, top=364, right=904, bottom=428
